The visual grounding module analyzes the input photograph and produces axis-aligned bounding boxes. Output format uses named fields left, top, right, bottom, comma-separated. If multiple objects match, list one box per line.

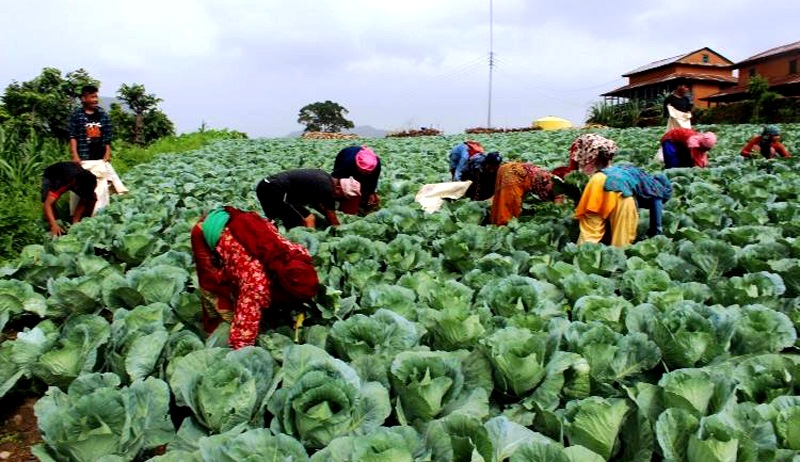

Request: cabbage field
left=1, top=124, right=799, bottom=461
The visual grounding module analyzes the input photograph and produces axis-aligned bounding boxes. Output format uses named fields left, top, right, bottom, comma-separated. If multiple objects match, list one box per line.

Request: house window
left=702, top=54, right=710, bottom=63
left=749, top=68, right=756, bottom=78
left=790, top=59, right=798, bottom=75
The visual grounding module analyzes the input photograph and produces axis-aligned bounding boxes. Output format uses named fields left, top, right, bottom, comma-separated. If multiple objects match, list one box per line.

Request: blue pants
left=662, top=141, right=692, bottom=169
left=637, top=197, right=664, bottom=236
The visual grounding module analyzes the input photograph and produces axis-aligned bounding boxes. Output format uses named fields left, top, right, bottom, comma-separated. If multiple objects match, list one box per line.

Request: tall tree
left=297, top=100, right=355, bottom=133
left=0, top=67, right=98, bottom=139
left=117, top=83, right=165, bottom=145
left=109, top=101, right=175, bottom=146
left=747, top=75, right=780, bottom=124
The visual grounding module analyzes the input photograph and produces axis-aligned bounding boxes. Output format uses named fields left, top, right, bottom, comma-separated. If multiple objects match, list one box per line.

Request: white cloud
left=1, top=0, right=798, bottom=136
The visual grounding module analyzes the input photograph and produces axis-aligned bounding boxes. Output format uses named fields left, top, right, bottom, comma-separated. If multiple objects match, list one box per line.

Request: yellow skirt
left=578, top=196, right=639, bottom=247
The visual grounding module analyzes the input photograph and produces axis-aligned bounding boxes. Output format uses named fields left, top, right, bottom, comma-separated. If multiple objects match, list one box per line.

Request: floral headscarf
left=569, top=134, right=618, bottom=175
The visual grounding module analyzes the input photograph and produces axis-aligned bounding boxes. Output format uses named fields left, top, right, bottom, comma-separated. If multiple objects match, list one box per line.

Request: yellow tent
left=533, top=116, right=573, bottom=131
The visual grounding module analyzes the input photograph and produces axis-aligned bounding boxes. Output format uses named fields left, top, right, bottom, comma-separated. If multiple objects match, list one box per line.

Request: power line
left=491, top=66, right=593, bottom=109
left=487, top=0, right=495, bottom=128
left=491, top=55, right=626, bottom=93
left=389, top=56, right=486, bottom=102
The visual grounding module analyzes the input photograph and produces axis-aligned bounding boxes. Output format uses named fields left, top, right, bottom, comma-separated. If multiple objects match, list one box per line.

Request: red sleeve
left=191, top=222, right=226, bottom=292
left=775, top=141, right=791, bottom=158
left=740, top=136, right=760, bottom=157
left=46, top=182, right=73, bottom=202
left=691, top=149, right=709, bottom=168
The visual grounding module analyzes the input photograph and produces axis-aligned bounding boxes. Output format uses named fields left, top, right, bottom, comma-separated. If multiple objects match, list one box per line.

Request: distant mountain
left=98, top=96, right=131, bottom=113
left=287, top=125, right=389, bottom=138
left=345, top=125, right=389, bottom=138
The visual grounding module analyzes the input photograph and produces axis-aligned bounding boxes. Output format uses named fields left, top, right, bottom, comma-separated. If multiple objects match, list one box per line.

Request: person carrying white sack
left=67, top=84, right=129, bottom=215
left=663, top=83, right=693, bottom=130
left=69, top=160, right=128, bottom=214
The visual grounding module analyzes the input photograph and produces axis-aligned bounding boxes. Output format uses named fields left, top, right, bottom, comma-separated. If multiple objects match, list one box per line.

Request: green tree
left=110, top=101, right=175, bottom=146
left=116, top=83, right=174, bottom=145
left=0, top=67, right=98, bottom=140
left=748, top=75, right=780, bottom=123
left=297, top=100, right=355, bottom=133
left=109, top=103, right=135, bottom=143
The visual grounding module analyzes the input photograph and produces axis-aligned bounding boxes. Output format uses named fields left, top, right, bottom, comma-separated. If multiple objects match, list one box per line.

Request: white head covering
left=339, top=177, right=361, bottom=197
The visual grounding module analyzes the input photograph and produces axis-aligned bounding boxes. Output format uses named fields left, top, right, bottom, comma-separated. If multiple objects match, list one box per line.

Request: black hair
left=75, top=170, right=97, bottom=199
left=80, top=85, right=99, bottom=96
left=596, top=146, right=615, bottom=166
left=485, top=152, right=503, bottom=165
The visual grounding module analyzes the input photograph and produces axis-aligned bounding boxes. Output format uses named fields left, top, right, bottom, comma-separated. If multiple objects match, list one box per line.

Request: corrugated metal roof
left=622, top=47, right=733, bottom=76
left=702, top=74, right=800, bottom=101
left=602, top=73, right=737, bottom=97
left=624, top=53, right=686, bottom=76
left=737, top=40, right=800, bottom=67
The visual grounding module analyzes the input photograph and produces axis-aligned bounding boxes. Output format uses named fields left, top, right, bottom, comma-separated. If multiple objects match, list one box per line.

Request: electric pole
left=487, top=0, right=494, bottom=128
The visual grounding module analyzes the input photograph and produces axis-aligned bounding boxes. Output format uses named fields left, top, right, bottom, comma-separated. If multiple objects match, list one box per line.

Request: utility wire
left=491, top=66, right=591, bottom=108
left=490, top=55, right=626, bottom=93
left=390, top=56, right=486, bottom=102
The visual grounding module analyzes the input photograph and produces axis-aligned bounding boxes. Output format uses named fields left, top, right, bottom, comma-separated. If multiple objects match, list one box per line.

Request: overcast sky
left=1, top=0, right=797, bottom=137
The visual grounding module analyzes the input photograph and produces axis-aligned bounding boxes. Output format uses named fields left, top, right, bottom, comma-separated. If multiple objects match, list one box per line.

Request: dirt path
left=0, top=396, right=41, bottom=462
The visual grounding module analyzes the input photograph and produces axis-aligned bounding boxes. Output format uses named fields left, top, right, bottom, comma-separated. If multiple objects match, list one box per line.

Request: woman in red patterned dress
left=190, top=206, right=319, bottom=349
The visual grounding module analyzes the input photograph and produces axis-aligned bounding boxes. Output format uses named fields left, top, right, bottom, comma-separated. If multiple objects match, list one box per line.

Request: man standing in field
left=68, top=84, right=128, bottom=215
left=663, top=84, right=693, bottom=130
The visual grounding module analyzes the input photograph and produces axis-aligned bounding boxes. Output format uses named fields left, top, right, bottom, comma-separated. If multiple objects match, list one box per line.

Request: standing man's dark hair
left=80, top=84, right=99, bottom=96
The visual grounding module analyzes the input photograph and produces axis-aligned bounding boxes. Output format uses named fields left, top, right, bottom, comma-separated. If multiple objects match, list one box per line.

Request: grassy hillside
left=0, top=128, right=247, bottom=262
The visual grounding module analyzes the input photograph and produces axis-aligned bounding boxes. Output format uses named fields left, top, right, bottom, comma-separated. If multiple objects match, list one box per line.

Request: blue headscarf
left=602, top=164, right=672, bottom=201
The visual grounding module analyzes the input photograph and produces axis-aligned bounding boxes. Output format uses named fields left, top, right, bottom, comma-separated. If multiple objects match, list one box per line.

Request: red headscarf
left=465, top=140, right=485, bottom=157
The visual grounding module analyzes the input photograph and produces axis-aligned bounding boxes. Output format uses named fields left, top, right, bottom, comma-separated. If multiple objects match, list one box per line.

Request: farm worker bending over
left=663, top=84, right=693, bottom=130
left=575, top=149, right=673, bottom=247
left=67, top=84, right=128, bottom=215
left=331, top=145, right=381, bottom=215
left=489, top=162, right=580, bottom=226
left=740, top=125, right=791, bottom=159
left=660, top=128, right=717, bottom=169
left=567, top=133, right=619, bottom=175
left=256, top=169, right=361, bottom=229
left=449, top=140, right=485, bottom=180
left=461, top=151, right=503, bottom=200
left=41, top=162, right=97, bottom=236
left=191, top=206, right=319, bottom=349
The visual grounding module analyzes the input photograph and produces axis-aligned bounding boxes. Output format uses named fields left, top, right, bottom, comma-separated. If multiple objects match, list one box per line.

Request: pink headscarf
left=339, top=177, right=361, bottom=197
left=687, top=132, right=717, bottom=150
left=355, top=147, right=378, bottom=174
